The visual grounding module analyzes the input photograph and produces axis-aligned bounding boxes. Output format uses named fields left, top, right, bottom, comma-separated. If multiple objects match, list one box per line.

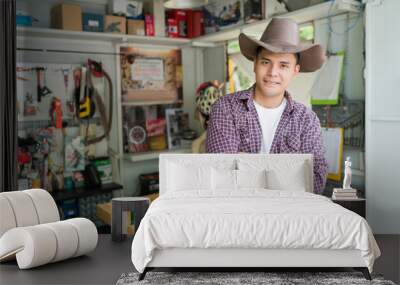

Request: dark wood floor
left=374, top=235, right=400, bottom=284
left=0, top=235, right=134, bottom=285
left=0, top=235, right=398, bottom=285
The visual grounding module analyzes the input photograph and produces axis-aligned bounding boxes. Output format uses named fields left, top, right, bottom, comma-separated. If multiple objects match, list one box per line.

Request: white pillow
left=212, top=168, right=237, bottom=191
left=237, top=156, right=312, bottom=192
left=236, top=169, right=267, bottom=189
left=266, top=165, right=307, bottom=191
left=167, top=162, right=211, bottom=192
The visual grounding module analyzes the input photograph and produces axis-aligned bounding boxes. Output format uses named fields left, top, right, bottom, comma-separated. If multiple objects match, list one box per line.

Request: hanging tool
left=50, top=96, right=63, bottom=129
left=60, top=68, right=70, bottom=93
left=23, top=92, right=37, bottom=116
left=84, top=59, right=113, bottom=146
left=77, top=66, right=96, bottom=119
left=59, top=67, right=76, bottom=117
left=73, top=67, right=81, bottom=117
left=16, top=66, right=33, bottom=81
left=35, top=67, right=52, bottom=102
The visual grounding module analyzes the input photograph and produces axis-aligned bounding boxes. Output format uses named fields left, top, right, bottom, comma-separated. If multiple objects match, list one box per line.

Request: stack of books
left=332, top=188, right=358, bottom=200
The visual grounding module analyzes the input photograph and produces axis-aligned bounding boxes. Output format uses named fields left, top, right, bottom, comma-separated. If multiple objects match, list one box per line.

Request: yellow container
left=149, top=135, right=166, bottom=151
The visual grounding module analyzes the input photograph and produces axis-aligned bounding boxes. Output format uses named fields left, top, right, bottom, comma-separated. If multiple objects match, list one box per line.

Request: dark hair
left=256, top=46, right=300, bottom=65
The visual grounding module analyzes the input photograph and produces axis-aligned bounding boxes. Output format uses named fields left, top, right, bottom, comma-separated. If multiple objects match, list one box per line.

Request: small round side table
left=111, top=197, right=150, bottom=242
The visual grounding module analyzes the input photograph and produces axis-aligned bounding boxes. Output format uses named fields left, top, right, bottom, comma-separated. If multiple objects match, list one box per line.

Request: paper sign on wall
left=131, top=58, right=164, bottom=81
left=310, top=52, right=344, bottom=105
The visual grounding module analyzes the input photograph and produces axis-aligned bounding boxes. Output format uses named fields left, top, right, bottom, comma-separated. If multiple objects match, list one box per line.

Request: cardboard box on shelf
left=16, top=13, right=33, bottom=27
left=104, top=15, right=126, bottom=34
left=82, top=13, right=104, bottom=32
left=127, top=19, right=145, bottom=35
left=108, top=0, right=143, bottom=19
left=51, top=3, right=82, bottom=31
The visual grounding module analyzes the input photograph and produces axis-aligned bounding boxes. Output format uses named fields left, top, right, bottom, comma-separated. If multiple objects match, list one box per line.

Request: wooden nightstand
left=331, top=197, right=366, bottom=218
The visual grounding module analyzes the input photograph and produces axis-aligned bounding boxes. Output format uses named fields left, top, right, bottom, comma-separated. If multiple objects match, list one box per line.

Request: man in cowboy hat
left=206, top=18, right=328, bottom=194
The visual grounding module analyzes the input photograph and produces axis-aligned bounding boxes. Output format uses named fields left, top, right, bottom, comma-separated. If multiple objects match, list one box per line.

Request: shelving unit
left=192, top=1, right=361, bottom=43
left=15, top=1, right=129, bottom=214
left=17, top=1, right=360, bottom=47
left=17, top=26, right=191, bottom=46
left=124, top=147, right=192, bottom=162
left=121, top=99, right=183, bottom=106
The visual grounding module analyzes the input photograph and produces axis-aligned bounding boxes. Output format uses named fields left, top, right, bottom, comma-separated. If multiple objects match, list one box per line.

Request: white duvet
left=131, top=190, right=380, bottom=273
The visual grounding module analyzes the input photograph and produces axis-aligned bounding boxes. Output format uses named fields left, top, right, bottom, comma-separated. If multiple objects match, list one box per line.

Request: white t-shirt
left=254, top=98, right=287, bottom=153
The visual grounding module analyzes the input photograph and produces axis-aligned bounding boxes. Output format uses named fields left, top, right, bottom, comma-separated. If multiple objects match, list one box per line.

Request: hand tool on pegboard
left=16, top=66, right=33, bottom=81
left=84, top=59, right=113, bottom=146
left=35, top=67, right=52, bottom=102
left=78, top=66, right=96, bottom=119
left=59, top=67, right=75, bottom=117
left=73, top=67, right=81, bottom=118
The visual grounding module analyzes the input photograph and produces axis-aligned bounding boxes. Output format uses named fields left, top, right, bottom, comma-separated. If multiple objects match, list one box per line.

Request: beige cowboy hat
left=239, top=18, right=325, bottom=72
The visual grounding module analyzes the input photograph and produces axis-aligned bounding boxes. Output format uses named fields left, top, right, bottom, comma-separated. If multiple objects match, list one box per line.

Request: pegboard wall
left=17, top=62, right=104, bottom=123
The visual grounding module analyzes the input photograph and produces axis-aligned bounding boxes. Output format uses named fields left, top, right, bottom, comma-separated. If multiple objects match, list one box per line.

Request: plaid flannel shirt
left=206, top=85, right=328, bottom=194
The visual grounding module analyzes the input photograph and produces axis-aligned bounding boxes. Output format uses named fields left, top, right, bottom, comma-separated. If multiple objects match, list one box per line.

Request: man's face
left=253, top=48, right=300, bottom=97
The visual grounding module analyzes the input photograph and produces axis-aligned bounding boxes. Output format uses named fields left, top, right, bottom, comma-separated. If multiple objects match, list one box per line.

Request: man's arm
left=300, top=112, right=328, bottom=194
left=206, top=97, right=240, bottom=153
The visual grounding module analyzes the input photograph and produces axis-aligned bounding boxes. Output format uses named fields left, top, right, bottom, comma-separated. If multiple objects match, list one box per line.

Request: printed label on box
left=88, top=20, right=99, bottom=27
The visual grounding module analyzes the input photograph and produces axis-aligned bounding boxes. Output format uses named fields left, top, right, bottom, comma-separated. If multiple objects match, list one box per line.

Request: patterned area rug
left=116, top=271, right=396, bottom=285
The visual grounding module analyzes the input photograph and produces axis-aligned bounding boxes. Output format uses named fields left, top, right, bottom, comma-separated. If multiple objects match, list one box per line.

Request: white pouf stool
left=0, top=189, right=98, bottom=269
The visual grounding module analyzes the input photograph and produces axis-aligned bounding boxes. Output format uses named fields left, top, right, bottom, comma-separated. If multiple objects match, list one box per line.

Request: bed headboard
left=159, top=153, right=314, bottom=195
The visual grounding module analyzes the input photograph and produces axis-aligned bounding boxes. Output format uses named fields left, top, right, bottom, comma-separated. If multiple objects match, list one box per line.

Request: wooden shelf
left=193, top=1, right=361, bottom=44
left=122, top=99, right=183, bottom=106
left=17, top=26, right=191, bottom=46
left=125, top=148, right=192, bottom=162
left=52, top=182, right=123, bottom=202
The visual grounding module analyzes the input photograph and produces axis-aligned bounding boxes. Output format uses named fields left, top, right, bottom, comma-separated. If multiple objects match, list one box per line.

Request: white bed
left=131, top=154, right=380, bottom=281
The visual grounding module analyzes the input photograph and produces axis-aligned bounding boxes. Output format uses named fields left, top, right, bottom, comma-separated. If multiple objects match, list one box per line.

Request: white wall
left=365, top=0, right=400, bottom=234
left=203, top=45, right=226, bottom=83
left=182, top=47, right=205, bottom=135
